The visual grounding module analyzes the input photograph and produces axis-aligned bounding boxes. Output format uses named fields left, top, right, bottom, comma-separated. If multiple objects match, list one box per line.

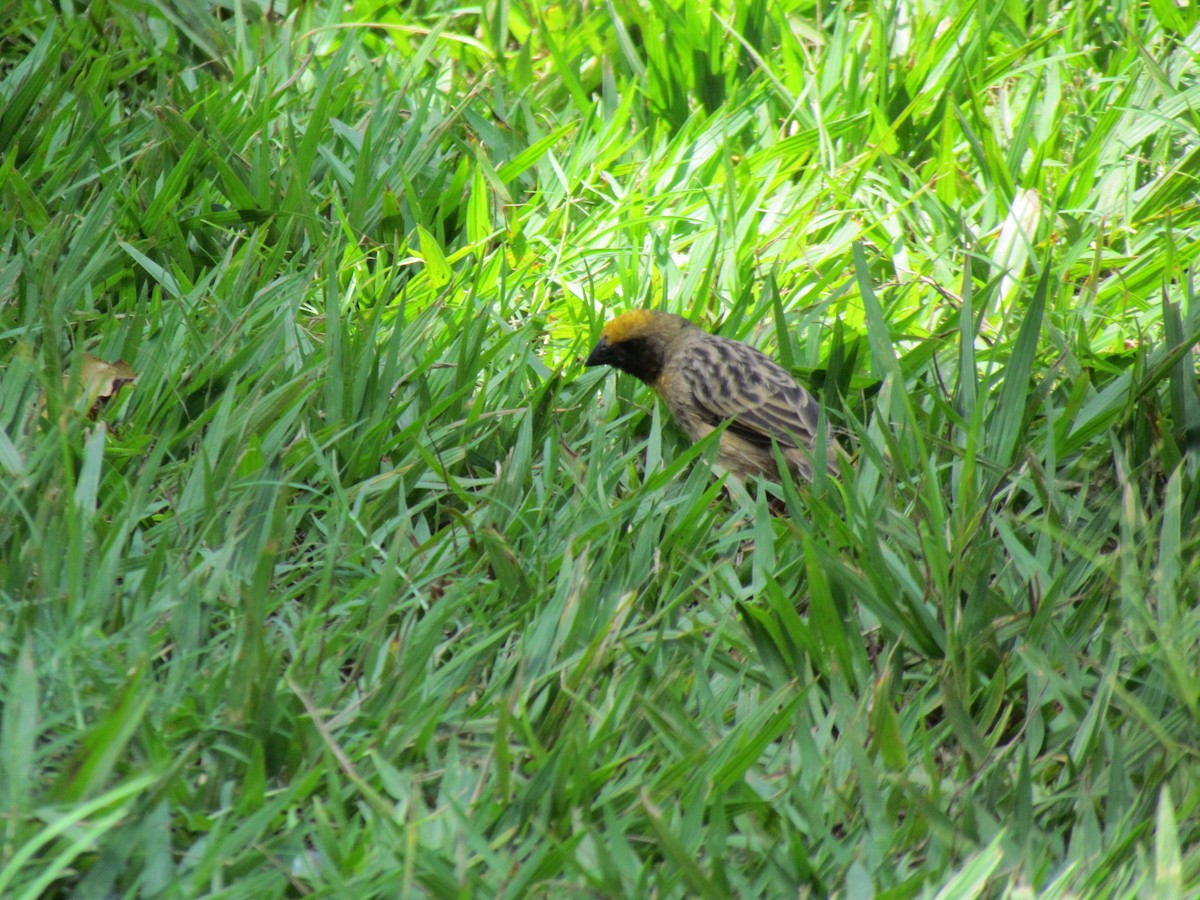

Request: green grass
left=3, top=0, right=1200, bottom=895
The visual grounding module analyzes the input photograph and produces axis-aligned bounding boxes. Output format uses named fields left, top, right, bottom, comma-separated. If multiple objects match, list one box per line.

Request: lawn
left=3, top=0, right=1200, bottom=896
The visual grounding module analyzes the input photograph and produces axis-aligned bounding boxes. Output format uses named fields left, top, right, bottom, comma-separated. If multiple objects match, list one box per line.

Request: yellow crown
left=601, top=309, right=678, bottom=344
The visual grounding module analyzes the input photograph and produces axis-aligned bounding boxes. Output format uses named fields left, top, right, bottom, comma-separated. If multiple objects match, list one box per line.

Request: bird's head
left=584, top=310, right=691, bottom=384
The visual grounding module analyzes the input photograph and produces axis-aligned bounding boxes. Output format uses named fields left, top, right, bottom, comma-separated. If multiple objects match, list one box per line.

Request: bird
left=584, top=309, right=841, bottom=481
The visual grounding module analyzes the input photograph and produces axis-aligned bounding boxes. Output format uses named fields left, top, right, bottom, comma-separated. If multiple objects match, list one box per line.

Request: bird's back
left=657, top=329, right=838, bottom=480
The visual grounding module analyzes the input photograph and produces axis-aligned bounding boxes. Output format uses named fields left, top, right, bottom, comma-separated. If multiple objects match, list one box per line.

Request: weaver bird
left=584, top=309, right=841, bottom=481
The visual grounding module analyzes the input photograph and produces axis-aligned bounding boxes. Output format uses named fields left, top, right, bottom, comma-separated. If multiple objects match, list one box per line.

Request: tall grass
left=2, top=0, right=1199, bottom=895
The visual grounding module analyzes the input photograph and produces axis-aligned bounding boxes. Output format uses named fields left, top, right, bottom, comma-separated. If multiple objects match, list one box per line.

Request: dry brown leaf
left=68, top=354, right=137, bottom=420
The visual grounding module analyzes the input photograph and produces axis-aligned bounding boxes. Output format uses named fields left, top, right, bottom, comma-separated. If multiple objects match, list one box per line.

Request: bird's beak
left=584, top=336, right=610, bottom=367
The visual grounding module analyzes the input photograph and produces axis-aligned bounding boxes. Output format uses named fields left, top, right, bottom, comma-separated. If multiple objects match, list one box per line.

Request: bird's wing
left=682, top=338, right=821, bottom=451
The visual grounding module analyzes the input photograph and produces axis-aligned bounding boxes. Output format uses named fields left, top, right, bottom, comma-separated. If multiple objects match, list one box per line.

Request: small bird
left=584, top=309, right=841, bottom=481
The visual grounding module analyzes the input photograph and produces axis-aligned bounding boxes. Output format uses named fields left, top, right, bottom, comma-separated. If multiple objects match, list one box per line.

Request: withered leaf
left=69, top=354, right=137, bottom=420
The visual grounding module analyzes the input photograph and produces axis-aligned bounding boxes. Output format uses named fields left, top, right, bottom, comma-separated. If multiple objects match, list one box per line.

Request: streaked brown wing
left=683, top=337, right=820, bottom=450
